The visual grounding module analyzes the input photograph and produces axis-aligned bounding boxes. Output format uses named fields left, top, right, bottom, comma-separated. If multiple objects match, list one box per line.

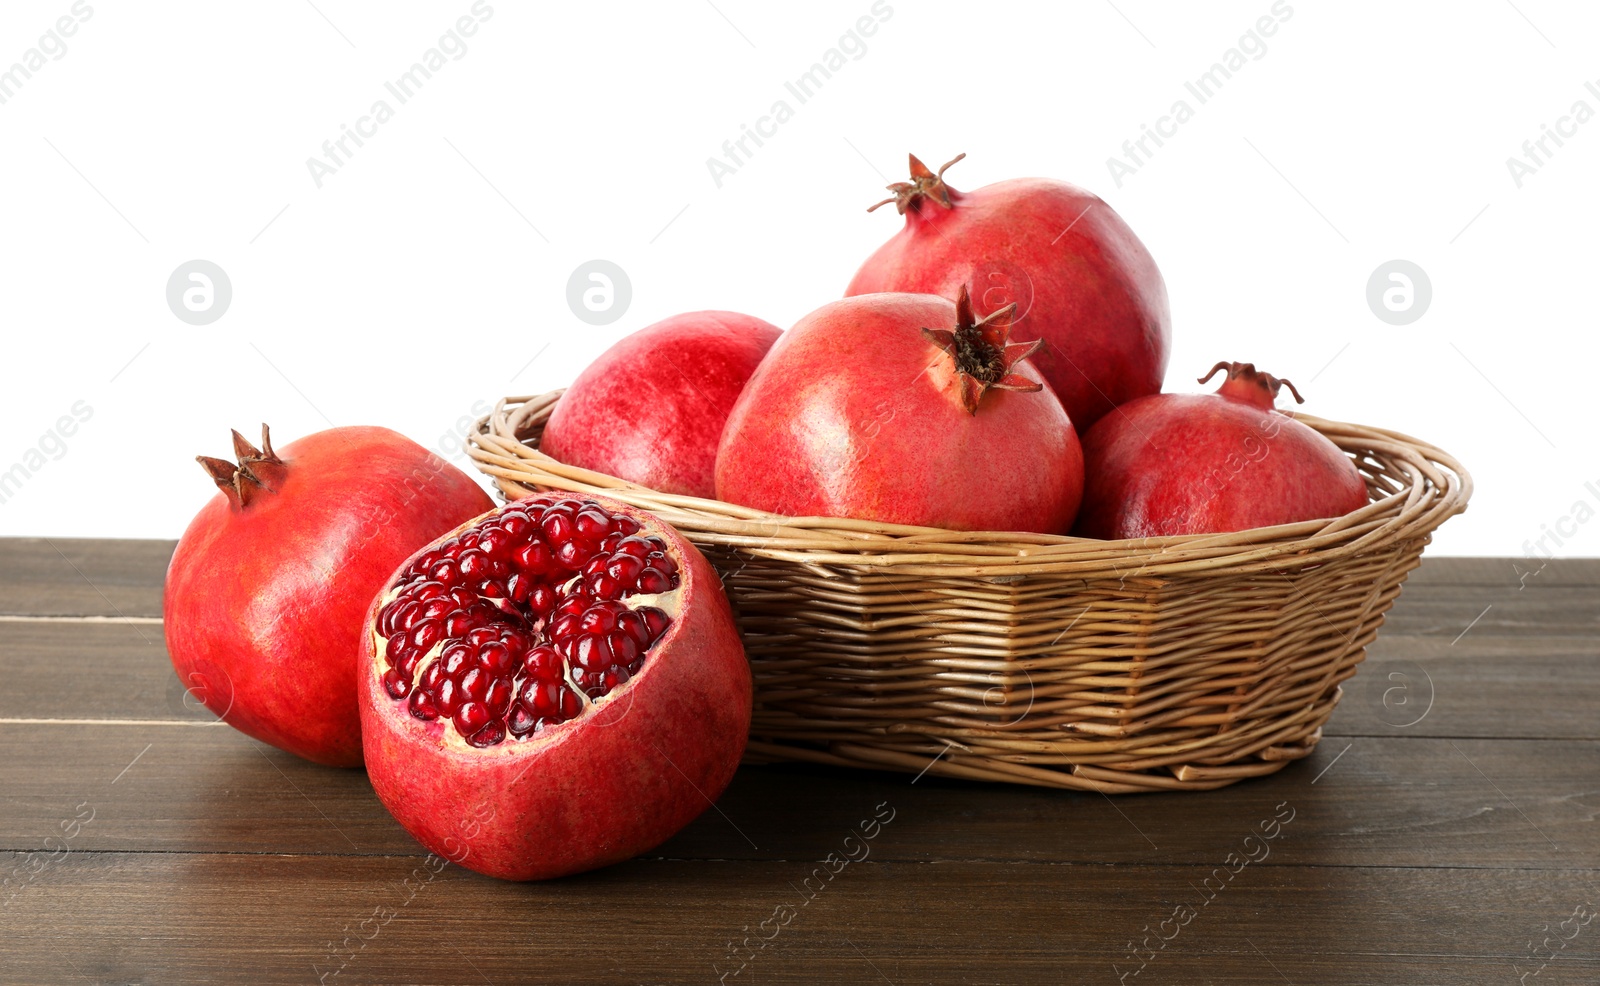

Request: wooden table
left=1, top=540, right=1595, bottom=985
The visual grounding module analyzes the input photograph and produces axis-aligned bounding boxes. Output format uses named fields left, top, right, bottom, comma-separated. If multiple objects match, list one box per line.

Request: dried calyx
left=922, top=285, right=1043, bottom=415
left=868, top=152, right=966, bottom=214
left=197, top=425, right=289, bottom=510
left=1199, top=361, right=1305, bottom=410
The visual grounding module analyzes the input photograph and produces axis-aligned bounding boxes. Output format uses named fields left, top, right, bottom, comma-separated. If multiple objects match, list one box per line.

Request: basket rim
left=466, top=390, right=1472, bottom=579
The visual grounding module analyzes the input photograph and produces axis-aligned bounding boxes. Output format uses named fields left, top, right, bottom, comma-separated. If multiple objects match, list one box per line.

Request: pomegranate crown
left=197, top=424, right=288, bottom=510
left=868, top=152, right=966, bottom=215
left=1199, top=361, right=1304, bottom=409
left=921, top=285, right=1044, bottom=415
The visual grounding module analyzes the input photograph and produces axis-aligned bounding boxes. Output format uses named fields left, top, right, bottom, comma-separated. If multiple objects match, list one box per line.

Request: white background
left=0, top=0, right=1595, bottom=557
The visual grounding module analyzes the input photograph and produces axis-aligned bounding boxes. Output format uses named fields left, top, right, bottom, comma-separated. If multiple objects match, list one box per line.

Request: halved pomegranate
left=358, top=492, right=751, bottom=881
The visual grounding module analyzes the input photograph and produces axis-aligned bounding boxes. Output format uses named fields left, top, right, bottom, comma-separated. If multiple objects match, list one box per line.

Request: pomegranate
left=1073, top=362, right=1370, bottom=539
left=358, top=492, right=751, bottom=881
left=715, top=287, right=1084, bottom=534
left=846, top=153, right=1171, bottom=430
left=542, top=310, right=781, bottom=498
left=164, top=425, right=493, bottom=767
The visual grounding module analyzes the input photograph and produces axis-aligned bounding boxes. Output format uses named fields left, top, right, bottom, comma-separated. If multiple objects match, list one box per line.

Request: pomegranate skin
left=716, top=292, right=1084, bottom=534
left=359, top=494, right=752, bottom=881
left=1073, top=367, right=1370, bottom=539
left=164, top=427, right=493, bottom=767
left=847, top=159, right=1170, bottom=430
left=542, top=311, right=781, bottom=498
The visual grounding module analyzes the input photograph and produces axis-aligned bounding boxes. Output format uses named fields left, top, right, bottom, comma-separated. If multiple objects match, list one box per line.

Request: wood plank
left=0, top=852, right=1593, bottom=985
left=0, top=538, right=171, bottom=618
left=1, top=724, right=1594, bottom=872
left=1404, top=555, right=1600, bottom=588
left=1327, top=634, right=1600, bottom=739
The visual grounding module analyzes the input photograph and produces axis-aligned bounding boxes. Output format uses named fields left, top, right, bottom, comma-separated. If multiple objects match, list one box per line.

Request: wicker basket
left=466, top=392, right=1471, bottom=793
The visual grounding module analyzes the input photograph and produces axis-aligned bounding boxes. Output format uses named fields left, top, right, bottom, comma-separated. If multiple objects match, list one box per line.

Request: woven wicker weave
left=466, top=391, right=1471, bottom=793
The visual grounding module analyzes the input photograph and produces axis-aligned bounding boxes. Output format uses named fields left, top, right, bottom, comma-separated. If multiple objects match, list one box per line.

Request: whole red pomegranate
left=542, top=310, right=781, bottom=498
left=164, top=425, right=493, bottom=767
left=359, top=492, right=751, bottom=881
left=716, top=288, right=1084, bottom=534
left=1073, top=362, right=1370, bottom=539
left=846, top=153, right=1170, bottom=430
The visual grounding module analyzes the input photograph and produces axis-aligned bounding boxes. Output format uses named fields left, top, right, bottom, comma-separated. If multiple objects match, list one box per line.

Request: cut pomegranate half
left=371, top=495, right=685, bottom=748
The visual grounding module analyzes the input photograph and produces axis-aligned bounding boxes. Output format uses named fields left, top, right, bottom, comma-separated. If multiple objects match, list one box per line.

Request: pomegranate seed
left=440, top=644, right=472, bottom=678
left=399, top=603, right=426, bottom=631
left=410, top=618, right=445, bottom=654
left=589, top=574, right=623, bottom=600
left=409, top=691, right=439, bottom=721
left=435, top=679, right=461, bottom=717
left=465, top=626, right=499, bottom=648
left=582, top=556, right=608, bottom=580
left=466, top=721, right=505, bottom=748
left=541, top=512, right=574, bottom=545
left=606, top=554, right=645, bottom=585
left=460, top=668, right=489, bottom=703
left=559, top=686, right=583, bottom=718
left=382, top=669, right=410, bottom=698
left=507, top=703, right=538, bottom=736
left=548, top=613, right=581, bottom=641
left=523, top=645, right=563, bottom=680
left=395, top=650, right=423, bottom=679
left=615, top=516, right=640, bottom=536
left=450, top=586, right=478, bottom=607
left=555, top=540, right=586, bottom=568
left=579, top=606, right=618, bottom=636
left=574, top=634, right=614, bottom=671
left=417, top=598, right=451, bottom=621
left=458, top=550, right=490, bottom=581
left=479, top=579, right=508, bottom=600
left=513, top=539, right=552, bottom=574
left=599, top=533, right=623, bottom=553
left=478, top=527, right=510, bottom=560
left=420, top=662, right=445, bottom=694
left=455, top=701, right=490, bottom=736
left=445, top=612, right=474, bottom=637
left=477, top=642, right=514, bottom=677
left=486, top=678, right=513, bottom=717
left=429, top=560, right=459, bottom=585
left=617, top=611, right=651, bottom=648
left=640, top=606, right=670, bottom=640
left=609, top=632, right=639, bottom=666
left=602, top=667, right=629, bottom=690
left=501, top=512, right=532, bottom=538
left=637, top=568, right=671, bottom=594
left=555, top=595, right=589, bottom=618
left=615, top=537, right=652, bottom=559
left=650, top=553, right=679, bottom=576
left=415, top=580, right=448, bottom=600
left=528, top=585, right=557, bottom=617
left=574, top=508, right=613, bottom=541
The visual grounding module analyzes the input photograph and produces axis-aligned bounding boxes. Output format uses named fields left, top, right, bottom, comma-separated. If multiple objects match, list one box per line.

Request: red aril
left=359, top=492, right=751, bottom=881
left=716, top=287, right=1084, bottom=534
left=846, top=153, right=1170, bottom=430
left=1073, top=362, right=1370, bottom=539
left=542, top=311, right=781, bottom=498
left=164, top=425, right=493, bottom=767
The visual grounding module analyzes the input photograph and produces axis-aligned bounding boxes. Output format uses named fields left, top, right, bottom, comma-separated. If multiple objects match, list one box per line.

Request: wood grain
left=1, top=853, right=1594, bottom=985
left=1, top=541, right=1595, bottom=985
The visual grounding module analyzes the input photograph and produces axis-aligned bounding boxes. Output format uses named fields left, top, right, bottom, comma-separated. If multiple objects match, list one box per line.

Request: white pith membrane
left=369, top=497, right=685, bottom=751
